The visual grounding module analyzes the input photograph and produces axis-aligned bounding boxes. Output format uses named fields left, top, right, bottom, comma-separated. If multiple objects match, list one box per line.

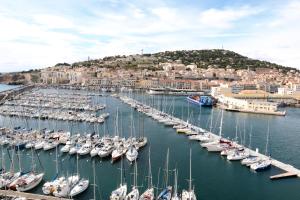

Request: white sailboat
left=126, top=112, right=138, bottom=163
left=42, top=145, right=66, bottom=195
left=9, top=148, right=44, bottom=192
left=250, top=124, right=271, bottom=171
left=139, top=149, right=154, bottom=200
left=110, top=159, right=127, bottom=200
left=206, top=110, right=231, bottom=152
left=126, top=162, right=139, bottom=200
left=157, top=149, right=172, bottom=200
left=0, top=149, right=21, bottom=189
left=171, top=170, right=180, bottom=200
left=70, top=154, right=90, bottom=197
left=181, top=149, right=196, bottom=200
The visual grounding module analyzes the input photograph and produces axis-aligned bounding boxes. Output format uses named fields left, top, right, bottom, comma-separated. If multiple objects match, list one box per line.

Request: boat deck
left=0, top=189, right=72, bottom=200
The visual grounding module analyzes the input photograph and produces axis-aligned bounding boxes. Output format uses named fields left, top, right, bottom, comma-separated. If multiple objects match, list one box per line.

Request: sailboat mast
left=173, top=169, right=178, bottom=196
left=120, top=159, right=123, bottom=185
left=31, top=147, right=35, bottom=172
left=209, top=109, right=214, bottom=132
left=219, top=110, right=224, bottom=137
left=55, top=145, right=58, bottom=175
left=189, top=149, right=192, bottom=191
left=1, top=147, right=5, bottom=172
left=134, top=161, right=138, bottom=187
left=18, top=150, right=22, bottom=173
left=166, top=148, right=169, bottom=187
left=76, top=154, right=79, bottom=176
left=93, top=159, right=96, bottom=200
left=148, top=148, right=152, bottom=188
left=265, top=122, right=270, bottom=156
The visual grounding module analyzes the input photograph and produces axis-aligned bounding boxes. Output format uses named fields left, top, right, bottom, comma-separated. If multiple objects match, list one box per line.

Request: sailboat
left=110, top=159, right=127, bottom=200
left=171, top=170, right=180, bottom=200
left=139, top=149, right=154, bottom=200
left=157, top=149, right=172, bottom=200
left=42, top=145, right=66, bottom=195
left=9, top=148, right=44, bottom=192
left=112, top=108, right=128, bottom=162
left=181, top=149, right=196, bottom=200
left=69, top=154, right=90, bottom=197
left=206, top=110, right=232, bottom=152
left=126, top=162, right=139, bottom=200
left=126, top=112, right=138, bottom=163
left=250, top=123, right=272, bottom=171
left=0, top=149, right=21, bottom=189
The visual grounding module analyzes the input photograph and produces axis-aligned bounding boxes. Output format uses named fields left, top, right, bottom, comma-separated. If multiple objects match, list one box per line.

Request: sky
left=0, top=0, right=300, bottom=72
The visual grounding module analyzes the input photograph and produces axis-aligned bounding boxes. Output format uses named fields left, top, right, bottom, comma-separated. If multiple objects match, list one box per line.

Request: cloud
left=199, top=6, right=262, bottom=29
left=0, top=0, right=299, bottom=72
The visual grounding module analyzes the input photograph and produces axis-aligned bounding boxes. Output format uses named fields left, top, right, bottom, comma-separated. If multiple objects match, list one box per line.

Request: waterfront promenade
left=0, top=190, right=72, bottom=200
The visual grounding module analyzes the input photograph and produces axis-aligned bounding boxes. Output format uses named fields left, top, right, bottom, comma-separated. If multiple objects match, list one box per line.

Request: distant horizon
left=0, top=0, right=299, bottom=72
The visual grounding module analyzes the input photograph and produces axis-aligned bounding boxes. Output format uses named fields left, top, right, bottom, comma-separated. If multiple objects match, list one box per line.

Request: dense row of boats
left=0, top=126, right=148, bottom=198
left=5, top=91, right=105, bottom=112
left=117, top=95, right=272, bottom=172
left=110, top=149, right=196, bottom=200
left=0, top=105, right=109, bottom=123
left=0, top=90, right=108, bottom=123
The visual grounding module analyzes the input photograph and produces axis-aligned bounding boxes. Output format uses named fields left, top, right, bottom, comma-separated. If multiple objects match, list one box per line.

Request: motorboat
left=98, top=144, right=114, bottom=158
left=43, top=141, right=59, bottom=151
left=250, top=158, right=271, bottom=171
left=90, top=143, right=102, bottom=157
left=77, top=142, right=92, bottom=156
left=227, top=150, right=249, bottom=161
left=241, top=156, right=261, bottom=166
left=34, top=140, right=45, bottom=150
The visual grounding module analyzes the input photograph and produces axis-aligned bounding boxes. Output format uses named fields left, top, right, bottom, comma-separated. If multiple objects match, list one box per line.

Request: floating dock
left=0, top=189, right=72, bottom=200
left=117, top=95, right=300, bottom=180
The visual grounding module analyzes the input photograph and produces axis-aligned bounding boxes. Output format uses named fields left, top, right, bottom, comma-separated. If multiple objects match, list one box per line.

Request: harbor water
left=0, top=84, right=20, bottom=92
left=1, top=88, right=300, bottom=200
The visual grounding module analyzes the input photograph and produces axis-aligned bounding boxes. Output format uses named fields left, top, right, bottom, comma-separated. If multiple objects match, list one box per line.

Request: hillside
left=70, top=49, right=297, bottom=73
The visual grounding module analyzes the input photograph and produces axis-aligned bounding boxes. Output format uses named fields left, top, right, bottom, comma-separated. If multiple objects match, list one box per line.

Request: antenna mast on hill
left=141, top=49, right=144, bottom=55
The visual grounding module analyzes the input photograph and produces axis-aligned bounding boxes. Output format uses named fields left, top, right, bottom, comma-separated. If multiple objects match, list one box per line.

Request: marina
left=0, top=87, right=300, bottom=199
left=116, top=95, right=300, bottom=178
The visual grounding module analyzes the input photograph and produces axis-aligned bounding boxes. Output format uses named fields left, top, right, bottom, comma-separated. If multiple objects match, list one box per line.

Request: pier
left=116, top=95, right=300, bottom=180
left=0, top=85, right=34, bottom=105
left=0, top=190, right=72, bottom=200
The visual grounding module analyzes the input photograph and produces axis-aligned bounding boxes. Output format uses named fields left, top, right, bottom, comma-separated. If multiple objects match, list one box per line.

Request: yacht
left=61, top=141, right=73, bottom=153
left=241, top=156, right=261, bottom=166
left=10, top=172, right=44, bottom=192
left=250, top=158, right=271, bottom=171
left=126, top=162, right=139, bottom=200
left=77, top=142, right=92, bottom=156
left=110, top=160, right=127, bottom=200
left=43, top=141, right=59, bottom=151
left=70, top=178, right=89, bottom=197
left=181, top=149, right=196, bottom=200
left=139, top=149, right=154, bottom=200
left=98, top=144, right=114, bottom=158
left=126, top=145, right=138, bottom=163
left=90, top=143, right=102, bottom=157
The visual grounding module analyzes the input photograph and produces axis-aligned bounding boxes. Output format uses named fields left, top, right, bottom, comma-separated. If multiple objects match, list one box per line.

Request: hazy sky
left=0, top=0, right=299, bottom=72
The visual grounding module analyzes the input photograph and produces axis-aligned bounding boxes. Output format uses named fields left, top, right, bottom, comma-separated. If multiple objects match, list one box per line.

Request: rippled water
left=1, top=89, right=300, bottom=200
